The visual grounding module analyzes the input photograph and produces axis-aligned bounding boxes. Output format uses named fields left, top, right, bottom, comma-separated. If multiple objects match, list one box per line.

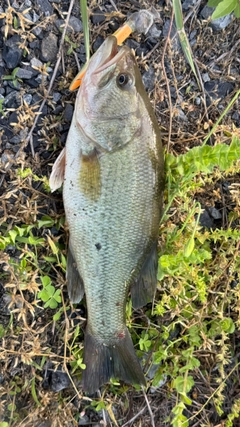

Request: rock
left=2, top=35, right=22, bottom=69
left=25, top=78, right=40, bottom=88
left=78, top=415, right=90, bottom=425
left=51, top=370, right=71, bottom=392
left=209, top=207, right=222, bottom=220
left=64, top=104, right=73, bottom=122
left=55, top=16, right=83, bottom=33
left=93, top=35, right=104, bottom=52
left=35, top=0, right=53, bottom=16
left=32, top=11, right=40, bottom=23
left=3, top=91, right=20, bottom=108
left=200, top=6, right=232, bottom=31
left=142, top=66, right=155, bottom=92
left=10, top=135, right=21, bottom=144
left=41, top=33, right=58, bottom=62
left=202, top=72, right=210, bottom=83
left=217, top=82, right=234, bottom=98
left=148, top=23, right=161, bottom=40
left=16, top=68, right=34, bottom=80
left=182, top=0, right=198, bottom=11
left=31, top=57, right=43, bottom=69
left=91, top=9, right=105, bottom=25
left=23, top=93, right=33, bottom=105
left=53, top=92, right=61, bottom=102
left=200, top=209, right=214, bottom=228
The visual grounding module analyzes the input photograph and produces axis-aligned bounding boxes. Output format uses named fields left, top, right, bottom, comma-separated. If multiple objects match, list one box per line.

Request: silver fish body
left=50, top=36, right=164, bottom=393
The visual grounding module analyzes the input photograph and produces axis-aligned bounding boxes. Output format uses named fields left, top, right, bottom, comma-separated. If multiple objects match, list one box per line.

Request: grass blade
left=172, top=0, right=200, bottom=88
left=80, top=0, right=90, bottom=62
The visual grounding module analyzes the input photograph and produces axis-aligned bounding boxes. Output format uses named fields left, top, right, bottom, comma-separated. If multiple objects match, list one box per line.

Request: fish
left=49, top=35, right=164, bottom=394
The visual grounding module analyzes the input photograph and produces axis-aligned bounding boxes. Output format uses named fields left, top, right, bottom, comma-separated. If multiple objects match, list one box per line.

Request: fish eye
left=117, top=73, right=131, bottom=88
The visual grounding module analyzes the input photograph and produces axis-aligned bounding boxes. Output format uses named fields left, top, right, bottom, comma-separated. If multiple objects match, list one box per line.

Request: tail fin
left=82, top=327, right=146, bottom=394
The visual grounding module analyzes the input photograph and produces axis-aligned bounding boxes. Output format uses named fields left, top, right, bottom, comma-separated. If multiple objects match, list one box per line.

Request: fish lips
left=84, top=36, right=133, bottom=85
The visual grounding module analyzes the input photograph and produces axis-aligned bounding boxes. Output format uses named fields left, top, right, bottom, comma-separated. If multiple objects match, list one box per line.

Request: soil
left=0, top=0, right=240, bottom=426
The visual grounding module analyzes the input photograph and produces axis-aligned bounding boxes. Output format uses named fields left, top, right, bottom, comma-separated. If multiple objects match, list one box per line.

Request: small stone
left=16, top=68, right=34, bottom=79
left=32, top=26, right=43, bottom=37
left=41, top=33, right=58, bottom=62
left=195, top=97, right=201, bottom=105
left=78, top=415, right=90, bottom=425
left=55, top=16, right=83, bottom=33
left=91, top=9, right=105, bottom=25
left=35, top=73, right=47, bottom=84
left=32, top=11, right=40, bottom=23
left=36, top=0, right=54, bottom=15
left=142, top=66, right=155, bottom=92
left=23, top=93, right=32, bottom=105
left=209, top=207, right=222, bottom=220
left=217, top=82, right=234, bottom=99
left=25, top=78, right=40, bottom=88
left=31, top=57, right=43, bottom=69
left=64, top=104, right=73, bottom=122
left=3, top=91, right=20, bottom=108
left=202, top=72, right=210, bottom=83
left=93, top=35, right=104, bottom=52
left=10, top=135, right=21, bottom=144
left=53, top=92, right=61, bottom=102
left=148, top=24, right=161, bottom=40
left=182, top=0, right=198, bottom=11
left=2, top=35, right=22, bottom=69
left=50, top=370, right=71, bottom=392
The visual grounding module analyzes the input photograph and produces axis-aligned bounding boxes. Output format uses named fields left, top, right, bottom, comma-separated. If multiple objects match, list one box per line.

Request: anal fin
left=66, top=242, right=85, bottom=303
left=131, top=241, right=158, bottom=309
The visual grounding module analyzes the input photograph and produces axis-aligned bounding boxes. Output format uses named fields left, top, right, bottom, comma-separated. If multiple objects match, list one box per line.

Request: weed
left=208, top=0, right=240, bottom=19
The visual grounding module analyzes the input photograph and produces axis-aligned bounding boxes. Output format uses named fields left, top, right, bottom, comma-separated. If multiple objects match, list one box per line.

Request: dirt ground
left=0, top=0, right=240, bottom=426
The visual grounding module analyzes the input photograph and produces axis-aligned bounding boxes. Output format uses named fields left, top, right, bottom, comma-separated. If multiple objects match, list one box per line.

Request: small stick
left=141, top=386, right=155, bottom=427
left=121, top=406, right=146, bottom=427
left=24, top=0, right=75, bottom=156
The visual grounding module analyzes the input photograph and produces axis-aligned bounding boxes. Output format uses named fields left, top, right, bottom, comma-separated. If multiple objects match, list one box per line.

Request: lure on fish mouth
left=50, top=35, right=164, bottom=394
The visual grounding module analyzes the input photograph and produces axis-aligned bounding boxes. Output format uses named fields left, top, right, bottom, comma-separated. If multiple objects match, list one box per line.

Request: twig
left=121, top=406, right=146, bottom=427
left=23, top=0, right=76, bottom=156
left=141, top=386, right=155, bottom=427
left=161, top=7, right=174, bottom=152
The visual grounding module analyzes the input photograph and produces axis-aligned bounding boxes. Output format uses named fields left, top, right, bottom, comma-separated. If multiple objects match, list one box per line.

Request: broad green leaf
left=8, top=229, right=17, bottom=244
left=45, top=284, right=55, bottom=297
left=38, top=289, right=50, bottom=302
left=173, top=375, right=194, bottom=394
left=212, top=0, right=237, bottom=19
left=208, top=0, right=222, bottom=6
left=234, top=3, right=240, bottom=17
left=220, top=317, right=235, bottom=333
left=40, top=275, right=51, bottom=287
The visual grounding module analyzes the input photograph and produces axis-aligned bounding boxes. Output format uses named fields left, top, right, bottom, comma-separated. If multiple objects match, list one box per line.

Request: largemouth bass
left=50, top=36, right=164, bottom=393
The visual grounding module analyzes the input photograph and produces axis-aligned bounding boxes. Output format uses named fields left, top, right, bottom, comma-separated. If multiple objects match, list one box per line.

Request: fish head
left=75, top=36, right=143, bottom=152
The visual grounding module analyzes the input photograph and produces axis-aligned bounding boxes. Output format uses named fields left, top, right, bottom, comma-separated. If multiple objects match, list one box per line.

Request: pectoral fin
left=67, top=242, right=85, bottom=303
left=49, top=147, right=66, bottom=192
left=131, top=241, right=158, bottom=309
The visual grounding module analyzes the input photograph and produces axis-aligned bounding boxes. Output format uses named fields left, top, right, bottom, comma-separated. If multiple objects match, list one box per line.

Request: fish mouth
left=92, top=36, right=128, bottom=75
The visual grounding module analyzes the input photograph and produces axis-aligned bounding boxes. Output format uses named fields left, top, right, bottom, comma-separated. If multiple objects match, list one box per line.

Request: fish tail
left=82, top=327, right=146, bottom=394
